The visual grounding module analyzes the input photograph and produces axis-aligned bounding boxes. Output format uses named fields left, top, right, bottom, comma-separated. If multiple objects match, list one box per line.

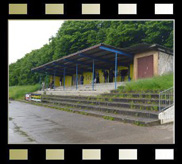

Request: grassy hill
left=118, top=73, right=173, bottom=92
left=9, top=84, right=40, bottom=100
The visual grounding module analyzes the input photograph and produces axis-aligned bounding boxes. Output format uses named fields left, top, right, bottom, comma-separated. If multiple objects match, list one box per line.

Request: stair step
left=41, top=99, right=159, bottom=118
left=42, top=97, right=165, bottom=111
left=102, top=93, right=162, bottom=98
left=110, top=90, right=162, bottom=93
left=42, top=95, right=171, bottom=104
left=39, top=102, right=160, bottom=126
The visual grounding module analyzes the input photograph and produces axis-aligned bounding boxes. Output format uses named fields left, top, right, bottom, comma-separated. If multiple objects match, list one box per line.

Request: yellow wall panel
left=65, top=76, right=72, bottom=86
left=83, top=72, right=92, bottom=84
left=97, top=69, right=104, bottom=83
left=55, top=76, right=60, bottom=86
left=49, top=76, right=61, bottom=86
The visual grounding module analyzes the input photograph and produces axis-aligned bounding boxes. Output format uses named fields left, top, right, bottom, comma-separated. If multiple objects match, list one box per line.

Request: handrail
left=159, top=87, right=174, bottom=111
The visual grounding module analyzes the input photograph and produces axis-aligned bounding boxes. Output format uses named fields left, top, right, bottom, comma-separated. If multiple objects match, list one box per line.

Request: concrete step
left=102, top=93, right=162, bottom=99
left=110, top=90, right=162, bottom=94
left=42, top=98, right=166, bottom=111
left=42, top=95, right=171, bottom=105
left=35, top=90, right=105, bottom=96
left=41, top=99, right=159, bottom=118
left=37, top=102, right=160, bottom=126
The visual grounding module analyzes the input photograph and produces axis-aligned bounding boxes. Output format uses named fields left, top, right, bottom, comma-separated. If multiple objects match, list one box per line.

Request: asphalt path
left=9, top=101, right=174, bottom=144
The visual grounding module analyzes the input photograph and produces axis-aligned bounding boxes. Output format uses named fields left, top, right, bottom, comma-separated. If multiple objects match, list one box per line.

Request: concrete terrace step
left=36, top=102, right=160, bottom=126
left=42, top=95, right=170, bottom=104
left=35, top=90, right=106, bottom=96
left=102, top=92, right=162, bottom=99
left=41, top=96, right=165, bottom=111
left=41, top=99, right=160, bottom=118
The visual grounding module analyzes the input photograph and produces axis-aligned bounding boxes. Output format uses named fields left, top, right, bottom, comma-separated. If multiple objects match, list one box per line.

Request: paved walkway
left=9, top=101, right=174, bottom=144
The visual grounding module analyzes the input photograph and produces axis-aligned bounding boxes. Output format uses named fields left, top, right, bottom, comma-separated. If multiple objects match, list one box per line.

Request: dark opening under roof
left=31, top=43, right=172, bottom=77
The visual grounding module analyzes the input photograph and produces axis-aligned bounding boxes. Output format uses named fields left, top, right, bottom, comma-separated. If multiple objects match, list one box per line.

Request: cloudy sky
left=8, top=20, right=65, bottom=64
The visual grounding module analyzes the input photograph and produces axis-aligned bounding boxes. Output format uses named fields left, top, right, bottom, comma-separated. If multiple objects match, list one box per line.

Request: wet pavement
left=9, top=101, right=174, bottom=144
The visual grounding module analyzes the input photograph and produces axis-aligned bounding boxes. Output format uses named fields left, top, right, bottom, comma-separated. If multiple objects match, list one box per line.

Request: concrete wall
left=158, top=105, right=174, bottom=124
left=158, top=51, right=173, bottom=75
left=133, top=50, right=159, bottom=80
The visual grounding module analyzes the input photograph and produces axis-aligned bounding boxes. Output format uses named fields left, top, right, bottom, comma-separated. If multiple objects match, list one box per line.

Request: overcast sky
left=8, top=20, right=65, bottom=64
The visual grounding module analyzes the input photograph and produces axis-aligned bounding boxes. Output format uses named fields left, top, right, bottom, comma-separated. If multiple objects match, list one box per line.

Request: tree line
left=9, top=21, right=173, bottom=86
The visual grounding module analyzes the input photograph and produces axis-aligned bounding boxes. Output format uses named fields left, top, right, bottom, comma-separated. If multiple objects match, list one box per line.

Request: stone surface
left=158, top=51, right=173, bottom=75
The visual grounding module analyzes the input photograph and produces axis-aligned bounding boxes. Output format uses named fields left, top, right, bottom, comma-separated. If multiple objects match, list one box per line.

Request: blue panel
left=99, top=46, right=132, bottom=58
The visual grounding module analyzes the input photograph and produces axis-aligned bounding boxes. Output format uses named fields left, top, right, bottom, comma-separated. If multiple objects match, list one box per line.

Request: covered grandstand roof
left=31, top=43, right=173, bottom=77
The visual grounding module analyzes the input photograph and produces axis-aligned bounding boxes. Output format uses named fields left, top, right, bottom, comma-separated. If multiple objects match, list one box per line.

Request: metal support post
left=76, top=64, right=78, bottom=90
left=54, top=72, right=55, bottom=90
left=115, top=53, right=118, bottom=89
left=92, top=59, right=95, bottom=91
left=64, top=67, right=66, bottom=90
left=128, top=65, right=131, bottom=81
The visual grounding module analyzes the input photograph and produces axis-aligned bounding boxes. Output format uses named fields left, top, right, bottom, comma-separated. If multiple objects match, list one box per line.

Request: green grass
left=118, top=73, right=173, bottom=92
left=103, top=116, right=114, bottom=121
left=9, top=84, right=40, bottom=100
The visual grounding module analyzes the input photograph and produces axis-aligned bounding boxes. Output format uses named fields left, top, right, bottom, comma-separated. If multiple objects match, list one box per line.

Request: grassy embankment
left=117, top=73, right=174, bottom=92
left=9, top=84, right=40, bottom=100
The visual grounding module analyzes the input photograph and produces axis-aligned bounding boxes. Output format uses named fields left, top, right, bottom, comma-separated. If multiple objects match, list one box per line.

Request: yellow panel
left=97, top=69, right=104, bottom=83
left=45, top=4, right=64, bottom=15
left=55, top=76, right=60, bottom=86
left=9, top=4, right=27, bottom=15
left=65, top=76, right=72, bottom=86
left=83, top=72, right=92, bottom=84
left=49, top=76, right=61, bottom=87
left=9, top=149, right=28, bottom=160
left=46, top=149, right=64, bottom=160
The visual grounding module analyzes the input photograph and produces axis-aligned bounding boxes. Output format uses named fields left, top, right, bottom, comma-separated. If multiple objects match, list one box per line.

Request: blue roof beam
left=99, top=46, right=133, bottom=58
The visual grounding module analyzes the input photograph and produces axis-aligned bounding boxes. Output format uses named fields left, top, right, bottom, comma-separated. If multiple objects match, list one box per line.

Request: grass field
left=118, top=73, right=174, bottom=92
left=9, top=84, right=40, bottom=100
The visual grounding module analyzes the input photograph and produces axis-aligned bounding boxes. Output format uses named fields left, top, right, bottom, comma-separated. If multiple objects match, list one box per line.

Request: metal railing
left=159, top=87, right=174, bottom=111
